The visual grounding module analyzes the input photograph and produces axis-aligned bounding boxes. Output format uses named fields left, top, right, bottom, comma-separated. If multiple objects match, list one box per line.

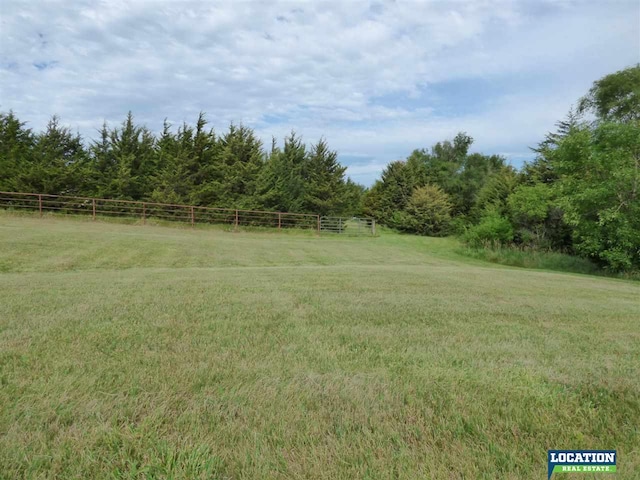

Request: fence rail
left=0, top=191, right=376, bottom=236
left=0, top=191, right=321, bottom=232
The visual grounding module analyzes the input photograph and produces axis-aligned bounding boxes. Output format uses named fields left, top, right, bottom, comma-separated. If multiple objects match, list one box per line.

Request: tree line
left=363, top=65, right=639, bottom=273
left=1, top=65, right=638, bottom=272
left=0, top=112, right=364, bottom=216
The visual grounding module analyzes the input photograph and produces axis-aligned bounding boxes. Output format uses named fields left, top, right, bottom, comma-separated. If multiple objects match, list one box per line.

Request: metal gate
left=319, top=216, right=376, bottom=236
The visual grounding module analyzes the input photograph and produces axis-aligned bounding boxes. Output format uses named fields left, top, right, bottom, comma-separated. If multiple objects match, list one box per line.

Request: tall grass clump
left=458, top=243, right=603, bottom=276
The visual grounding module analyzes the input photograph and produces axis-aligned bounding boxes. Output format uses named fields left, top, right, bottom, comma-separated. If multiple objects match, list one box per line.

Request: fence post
left=317, top=215, right=321, bottom=235
left=372, top=219, right=376, bottom=236
left=38, top=194, right=42, bottom=218
left=278, top=212, right=281, bottom=230
left=92, top=198, right=96, bottom=220
left=235, top=209, right=239, bottom=231
left=142, top=202, right=146, bottom=225
left=191, top=206, right=195, bottom=227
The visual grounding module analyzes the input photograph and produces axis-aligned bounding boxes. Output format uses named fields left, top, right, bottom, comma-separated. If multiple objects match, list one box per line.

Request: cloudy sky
left=1, top=1, right=638, bottom=185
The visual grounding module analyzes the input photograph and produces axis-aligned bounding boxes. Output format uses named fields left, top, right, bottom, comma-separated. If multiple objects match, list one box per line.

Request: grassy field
left=1, top=213, right=639, bottom=479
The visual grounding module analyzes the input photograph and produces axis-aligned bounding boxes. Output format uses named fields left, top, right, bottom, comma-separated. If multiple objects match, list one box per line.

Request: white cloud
left=0, top=0, right=638, bottom=185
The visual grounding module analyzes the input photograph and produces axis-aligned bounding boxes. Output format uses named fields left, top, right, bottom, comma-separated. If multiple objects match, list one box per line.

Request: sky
left=1, top=1, right=639, bottom=186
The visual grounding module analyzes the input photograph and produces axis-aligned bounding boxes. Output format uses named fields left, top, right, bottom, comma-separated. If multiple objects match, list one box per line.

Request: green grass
left=1, top=213, right=639, bottom=479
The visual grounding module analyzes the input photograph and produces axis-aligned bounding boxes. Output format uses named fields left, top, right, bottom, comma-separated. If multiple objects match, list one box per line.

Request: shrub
left=463, top=210, right=514, bottom=247
left=388, top=210, right=416, bottom=232
left=406, top=184, right=452, bottom=236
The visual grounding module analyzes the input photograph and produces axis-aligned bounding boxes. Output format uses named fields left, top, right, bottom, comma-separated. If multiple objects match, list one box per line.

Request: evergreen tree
left=363, top=160, right=415, bottom=223
left=214, top=123, right=264, bottom=208
left=524, top=108, right=582, bottom=185
left=340, top=179, right=366, bottom=216
left=457, top=153, right=507, bottom=217
left=89, top=121, right=116, bottom=196
left=470, top=166, right=518, bottom=219
left=302, top=138, right=347, bottom=215
left=25, top=115, right=86, bottom=195
left=105, top=112, right=157, bottom=200
left=258, top=132, right=306, bottom=212
left=0, top=111, right=35, bottom=192
left=151, top=119, right=189, bottom=204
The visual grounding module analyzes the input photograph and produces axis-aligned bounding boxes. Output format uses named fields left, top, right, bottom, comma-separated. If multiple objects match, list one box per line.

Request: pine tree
left=302, top=138, right=347, bottom=215
left=27, top=115, right=86, bottom=194
left=151, top=119, right=188, bottom=204
left=106, top=112, right=157, bottom=199
left=257, top=132, right=306, bottom=212
left=215, top=123, right=264, bottom=208
left=525, top=108, right=582, bottom=185
left=0, top=111, right=35, bottom=192
left=89, top=121, right=115, bottom=197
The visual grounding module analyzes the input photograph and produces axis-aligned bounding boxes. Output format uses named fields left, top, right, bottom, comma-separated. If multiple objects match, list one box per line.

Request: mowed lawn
left=1, top=214, right=638, bottom=479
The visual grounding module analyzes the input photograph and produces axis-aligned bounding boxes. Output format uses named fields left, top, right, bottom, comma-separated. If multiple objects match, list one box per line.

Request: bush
left=462, top=211, right=514, bottom=247
left=406, top=184, right=452, bottom=236
left=388, top=210, right=416, bottom=232
left=448, top=215, right=471, bottom=236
